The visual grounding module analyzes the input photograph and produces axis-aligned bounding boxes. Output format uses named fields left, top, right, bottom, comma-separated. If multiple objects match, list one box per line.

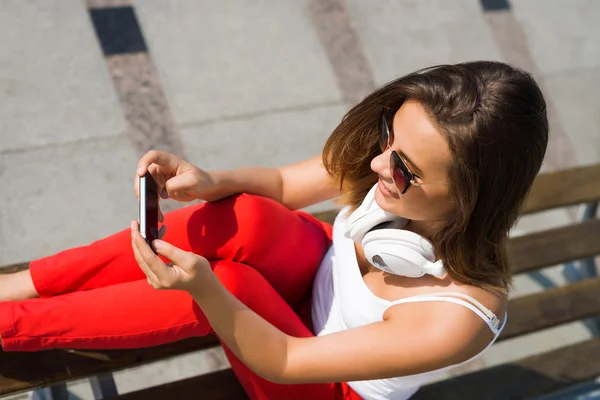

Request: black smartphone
left=139, top=171, right=159, bottom=247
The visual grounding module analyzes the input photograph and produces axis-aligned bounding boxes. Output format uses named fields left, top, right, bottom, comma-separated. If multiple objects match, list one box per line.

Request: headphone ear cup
left=362, top=229, right=443, bottom=278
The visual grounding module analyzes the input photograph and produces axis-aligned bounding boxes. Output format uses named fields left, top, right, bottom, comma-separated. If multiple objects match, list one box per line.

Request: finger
left=130, top=221, right=163, bottom=283
left=134, top=240, right=159, bottom=285
left=164, top=171, right=197, bottom=198
left=131, top=221, right=155, bottom=275
left=151, top=239, right=199, bottom=273
left=148, top=164, right=168, bottom=199
left=134, top=173, right=140, bottom=199
left=137, top=150, right=178, bottom=176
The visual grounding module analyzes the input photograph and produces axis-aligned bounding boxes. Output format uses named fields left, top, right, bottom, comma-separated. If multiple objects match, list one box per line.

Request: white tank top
left=311, top=207, right=507, bottom=400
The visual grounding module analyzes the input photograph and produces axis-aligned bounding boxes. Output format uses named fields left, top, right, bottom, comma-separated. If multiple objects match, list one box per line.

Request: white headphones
left=344, top=183, right=446, bottom=278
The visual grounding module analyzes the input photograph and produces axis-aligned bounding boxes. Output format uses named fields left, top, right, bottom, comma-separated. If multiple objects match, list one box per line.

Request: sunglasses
left=379, top=107, right=450, bottom=194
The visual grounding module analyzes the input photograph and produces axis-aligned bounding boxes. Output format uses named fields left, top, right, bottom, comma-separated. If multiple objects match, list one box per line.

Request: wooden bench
left=1, top=163, right=599, bottom=400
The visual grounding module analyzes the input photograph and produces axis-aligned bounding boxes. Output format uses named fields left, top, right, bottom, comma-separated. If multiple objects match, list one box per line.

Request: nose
left=370, top=149, right=392, bottom=180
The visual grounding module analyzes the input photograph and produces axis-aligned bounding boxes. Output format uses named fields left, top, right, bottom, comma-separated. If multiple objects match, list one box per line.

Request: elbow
left=265, top=373, right=288, bottom=385
left=251, top=365, right=289, bottom=385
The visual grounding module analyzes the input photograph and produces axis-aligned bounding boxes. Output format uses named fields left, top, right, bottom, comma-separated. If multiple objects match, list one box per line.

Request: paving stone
left=346, top=0, right=503, bottom=84
left=0, top=0, right=126, bottom=152
left=135, top=0, right=341, bottom=125
left=544, top=68, right=600, bottom=166
left=512, top=0, right=600, bottom=75
left=0, top=135, right=138, bottom=265
left=180, top=103, right=347, bottom=172
left=348, top=0, right=484, bottom=32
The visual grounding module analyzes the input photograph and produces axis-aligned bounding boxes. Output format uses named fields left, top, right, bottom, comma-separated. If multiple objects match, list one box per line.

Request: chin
left=374, top=186, right=404, bottom=216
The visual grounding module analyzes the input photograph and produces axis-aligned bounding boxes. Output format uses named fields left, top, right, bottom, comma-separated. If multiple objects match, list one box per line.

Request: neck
left=403, top=219, right=439, bottom=243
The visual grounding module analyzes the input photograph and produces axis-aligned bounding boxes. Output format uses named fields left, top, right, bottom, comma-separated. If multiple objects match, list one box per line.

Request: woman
left=0, top=61, right=548, bottom=400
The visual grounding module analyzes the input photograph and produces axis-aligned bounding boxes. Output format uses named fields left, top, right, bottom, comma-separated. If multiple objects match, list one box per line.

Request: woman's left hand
left=130, top=220, right=215, bottom=295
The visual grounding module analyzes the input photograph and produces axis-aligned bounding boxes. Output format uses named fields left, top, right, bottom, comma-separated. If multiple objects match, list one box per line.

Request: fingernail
left=161, top=188, right=168, bottom=198
left=152, top=240, right=163, bottom=251
left=138, top=167, right=144, bottom=175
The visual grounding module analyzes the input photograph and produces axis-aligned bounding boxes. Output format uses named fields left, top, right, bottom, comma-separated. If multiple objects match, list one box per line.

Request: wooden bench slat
left=508, top=218, right=600, bottom=274
left=114, top=369, right=248, bottom=400
left=521, top=163, right=600, bottom=214
left=0, top=262, right=28, bottom=274
left=413, top=337, right=600, bottom=400
left=0, top=336, right=221, bottom=396
left=500, top=276, right=600, bottom=341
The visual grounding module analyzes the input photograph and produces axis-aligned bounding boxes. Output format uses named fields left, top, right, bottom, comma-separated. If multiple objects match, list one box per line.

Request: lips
left=378, top=178, right=399, bottom=198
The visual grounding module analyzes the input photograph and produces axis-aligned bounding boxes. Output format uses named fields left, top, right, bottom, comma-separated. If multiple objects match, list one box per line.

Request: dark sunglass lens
left=390, top=151, right=408, bottom=192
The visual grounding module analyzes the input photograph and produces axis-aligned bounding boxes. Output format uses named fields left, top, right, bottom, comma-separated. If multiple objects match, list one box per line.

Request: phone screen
left=139, top=172, right=159, bottom=245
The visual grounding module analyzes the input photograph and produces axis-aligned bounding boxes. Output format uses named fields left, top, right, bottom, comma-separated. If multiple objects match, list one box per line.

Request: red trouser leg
left=0, top=194, right=362, bottom=399
left=25, top=193, right=332, bottom=308
left=0, top=194, right=332, bottom=348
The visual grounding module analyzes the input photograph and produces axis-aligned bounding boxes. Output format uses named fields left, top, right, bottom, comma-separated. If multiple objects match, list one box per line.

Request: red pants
left=0, top=194, right=361, bottom=400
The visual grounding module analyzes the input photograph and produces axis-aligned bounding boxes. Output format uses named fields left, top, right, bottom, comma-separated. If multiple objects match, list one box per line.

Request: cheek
left=412, top=190, right=453, bottom=220
left=381, top=189, right=452, bottom=221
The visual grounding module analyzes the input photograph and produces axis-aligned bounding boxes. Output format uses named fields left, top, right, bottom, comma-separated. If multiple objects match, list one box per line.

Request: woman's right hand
left=134, top=151, right=222, bottom=221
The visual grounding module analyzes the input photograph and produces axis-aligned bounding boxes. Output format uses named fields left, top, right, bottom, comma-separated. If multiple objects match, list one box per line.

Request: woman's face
left=370, top=100, right=454, bottom=234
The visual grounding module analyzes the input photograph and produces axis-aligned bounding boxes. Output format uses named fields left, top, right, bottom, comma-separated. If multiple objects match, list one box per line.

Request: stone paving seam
left=178, top=100, right=346, bottom=131
left=0, top=132, right=127, bottom=156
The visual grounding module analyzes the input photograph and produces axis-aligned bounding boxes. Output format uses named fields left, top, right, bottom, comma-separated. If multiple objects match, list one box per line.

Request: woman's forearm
left=189, top=279, right=289, bottom=382
left=208, top=155, right=339, bottom=210
left=209, top=168, right=285, bottom=204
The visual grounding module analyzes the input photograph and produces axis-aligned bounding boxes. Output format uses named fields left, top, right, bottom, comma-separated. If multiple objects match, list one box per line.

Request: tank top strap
left=387, top=291, right=506, bottom=335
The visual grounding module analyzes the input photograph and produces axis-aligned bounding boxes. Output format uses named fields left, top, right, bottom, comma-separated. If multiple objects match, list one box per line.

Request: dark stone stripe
left=89, top=7, right=147, bottom=56
left=85, top=2, right=185, bottom=161
left=86, top=1, right=186, bottom=214
left=309, top=0, right=375, bottom=106
left=105, top=53, right=185, bottom=158
left=480, top=0, right=511, bottom=12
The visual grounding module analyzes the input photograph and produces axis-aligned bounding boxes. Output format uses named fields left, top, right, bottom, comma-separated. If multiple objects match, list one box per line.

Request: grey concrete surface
left=347, top=0, right=502, bottom=83
left=1, top=0, right=600, bottom=399
left=545, top=68, right=600, bottom=166
left=512, top=0, right=600, bottom=76
left=180, top=103, right=346, bottom=171
left=0, top=0, right=126, bottom=152
left=0, top=135, right=138, bottom=265
left=135, top=0, right=341, bottom=125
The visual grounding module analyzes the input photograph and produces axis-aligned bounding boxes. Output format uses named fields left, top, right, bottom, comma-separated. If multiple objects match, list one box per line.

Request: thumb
left=152, top=240, right=198, bottom=270
left=164, top=171, right=197, bottom=197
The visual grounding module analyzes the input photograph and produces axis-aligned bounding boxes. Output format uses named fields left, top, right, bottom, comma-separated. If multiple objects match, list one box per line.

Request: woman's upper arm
left=277, top=301, right=494, bottom=384
left=278, top=154, right=340, bottom=210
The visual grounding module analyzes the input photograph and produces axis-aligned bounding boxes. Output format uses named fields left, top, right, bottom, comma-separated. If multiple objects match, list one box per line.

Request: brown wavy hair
left=322, top=61, right=548, bottom=292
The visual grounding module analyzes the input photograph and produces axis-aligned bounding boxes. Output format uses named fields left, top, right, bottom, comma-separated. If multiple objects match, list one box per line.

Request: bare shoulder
left=383, top=282, right=507, bottom=364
